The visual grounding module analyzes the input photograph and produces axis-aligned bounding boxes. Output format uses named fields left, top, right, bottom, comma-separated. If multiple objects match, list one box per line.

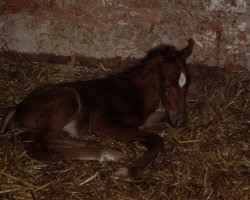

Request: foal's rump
left=13, top=85, right=81, bottom=133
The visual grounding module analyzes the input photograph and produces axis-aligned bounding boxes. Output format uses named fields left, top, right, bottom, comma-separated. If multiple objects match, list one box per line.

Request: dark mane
left=143, top=44, right=179, bottom=63
left=114, top=44, right=179, bottom=77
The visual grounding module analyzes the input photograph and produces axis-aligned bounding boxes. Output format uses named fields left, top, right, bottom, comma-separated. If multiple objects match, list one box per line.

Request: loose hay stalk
left=0, top=56, right=249, bottom=199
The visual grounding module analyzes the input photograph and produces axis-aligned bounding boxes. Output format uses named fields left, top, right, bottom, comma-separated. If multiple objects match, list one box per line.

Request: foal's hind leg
left=26, top=138, right=126, bottom=162
left=26, top=113, right=126, bottom=162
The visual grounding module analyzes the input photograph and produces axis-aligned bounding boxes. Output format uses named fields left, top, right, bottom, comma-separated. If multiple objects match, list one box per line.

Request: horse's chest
left=127, top=99, right=160, bottom=127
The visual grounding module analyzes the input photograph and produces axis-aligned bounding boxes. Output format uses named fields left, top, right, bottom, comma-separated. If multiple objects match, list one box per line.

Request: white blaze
left=179, top=72, right=186, bottom=88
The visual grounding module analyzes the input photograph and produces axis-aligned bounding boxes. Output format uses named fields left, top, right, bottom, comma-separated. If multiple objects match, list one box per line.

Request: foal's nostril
left=176, top=119, right=184, bottom=127
left=172, top=119, right=182, bottom=127
left=170, top=112, right=186, bottom=127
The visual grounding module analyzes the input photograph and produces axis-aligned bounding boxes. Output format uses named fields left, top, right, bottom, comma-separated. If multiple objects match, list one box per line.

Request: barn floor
left=0, top=57, right=249, bottom=200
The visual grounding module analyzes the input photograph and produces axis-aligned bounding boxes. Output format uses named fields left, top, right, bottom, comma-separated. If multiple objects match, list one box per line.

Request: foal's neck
left=130, top=57, right=162, bottom=88
left=116, top=55, right=164, bottom=95
left=126, top=58, right=162, bottom=106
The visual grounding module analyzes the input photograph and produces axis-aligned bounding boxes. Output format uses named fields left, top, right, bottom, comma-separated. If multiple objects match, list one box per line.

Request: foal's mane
left=116, top=44, right=179, bottom=77
left=142, top=44, right=179, bottom=64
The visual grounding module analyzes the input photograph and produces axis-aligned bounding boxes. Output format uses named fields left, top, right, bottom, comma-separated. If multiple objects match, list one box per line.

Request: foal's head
left=158, top=39, right=194, bottom=127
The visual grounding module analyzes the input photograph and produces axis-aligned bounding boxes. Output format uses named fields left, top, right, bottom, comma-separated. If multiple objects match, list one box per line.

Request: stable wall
left=0, top=0, right=249, bottom=72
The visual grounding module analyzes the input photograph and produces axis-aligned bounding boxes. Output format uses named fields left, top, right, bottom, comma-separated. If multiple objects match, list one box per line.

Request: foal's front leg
left=139, top=111, right=168, bottom=132
left=96, top=122, right=164, bottom=178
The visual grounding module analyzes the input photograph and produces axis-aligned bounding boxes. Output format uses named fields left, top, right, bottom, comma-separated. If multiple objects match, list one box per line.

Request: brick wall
left=0, top=0, right=249, bottom=72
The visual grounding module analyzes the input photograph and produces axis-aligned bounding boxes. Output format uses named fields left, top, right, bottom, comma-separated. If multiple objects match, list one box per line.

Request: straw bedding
left=0, top=56, right=249, bottom=199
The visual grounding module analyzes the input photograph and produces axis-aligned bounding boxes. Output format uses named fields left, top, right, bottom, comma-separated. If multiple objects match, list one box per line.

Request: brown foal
left=1, top=39, right=194, bottom=178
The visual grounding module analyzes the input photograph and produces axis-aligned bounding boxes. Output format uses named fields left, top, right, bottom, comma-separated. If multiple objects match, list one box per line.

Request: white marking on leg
left=179, top=71, right=186, bottom=88
left=99, top=149, right=126, bottom=162
left=99, top=153, right=116, bottom=162
left=62, top=120, right=78, bottom=137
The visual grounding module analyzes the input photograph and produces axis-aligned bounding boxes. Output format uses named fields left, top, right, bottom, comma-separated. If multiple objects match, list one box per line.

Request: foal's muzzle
left=170, top=111, right=186, bottom=127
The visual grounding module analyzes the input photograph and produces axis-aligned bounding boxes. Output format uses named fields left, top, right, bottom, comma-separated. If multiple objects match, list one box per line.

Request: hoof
left=113, top=167, right=129, bottom=177
left=113, top=167, right=130, bottom=179
left=112, top=167, right=141, bottom=182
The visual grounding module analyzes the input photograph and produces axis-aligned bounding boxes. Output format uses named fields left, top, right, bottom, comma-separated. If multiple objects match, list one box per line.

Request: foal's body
left=1, top=39, right=194, bottom=178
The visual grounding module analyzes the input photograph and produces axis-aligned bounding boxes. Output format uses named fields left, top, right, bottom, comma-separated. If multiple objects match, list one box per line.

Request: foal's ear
left=179, top=38, right=194, bottom=60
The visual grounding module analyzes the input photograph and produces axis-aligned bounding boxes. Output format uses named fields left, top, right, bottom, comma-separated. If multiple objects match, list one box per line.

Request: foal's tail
left=0, top=108, right=16, bottom=135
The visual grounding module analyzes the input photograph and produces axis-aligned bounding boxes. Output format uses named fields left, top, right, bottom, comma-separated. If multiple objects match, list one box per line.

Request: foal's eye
left=164, top=85, right=171, bottom=91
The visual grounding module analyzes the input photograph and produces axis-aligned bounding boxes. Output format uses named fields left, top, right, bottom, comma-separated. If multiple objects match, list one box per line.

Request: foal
left=1, top=39, right=194, bottom=178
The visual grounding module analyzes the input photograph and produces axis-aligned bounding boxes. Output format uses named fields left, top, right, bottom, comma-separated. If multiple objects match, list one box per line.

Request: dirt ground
left=0, top=57, right=249, bottom=199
